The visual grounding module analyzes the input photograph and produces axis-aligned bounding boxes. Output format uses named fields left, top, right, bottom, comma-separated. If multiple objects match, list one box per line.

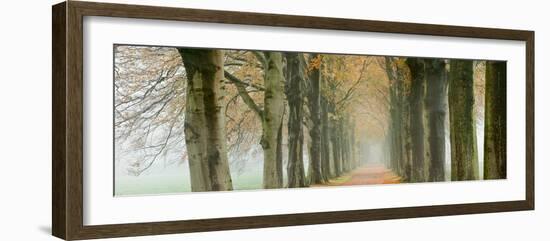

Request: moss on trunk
left=406, top=58, right=427, bottom=182
left=484, top=61, right=507, bottom=179
left=425, top=59, right=447, bottom=182
left=449, top=60, right=479, bottom=181
left=285, top=53, right=307, bottom=188
left=261, top=52, right=286, bottom=188
left=178, top=49, right=233, bottom=191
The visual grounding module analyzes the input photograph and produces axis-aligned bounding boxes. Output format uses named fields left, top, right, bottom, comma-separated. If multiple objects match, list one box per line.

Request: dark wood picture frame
left=52, top=1, right=535, bottom=240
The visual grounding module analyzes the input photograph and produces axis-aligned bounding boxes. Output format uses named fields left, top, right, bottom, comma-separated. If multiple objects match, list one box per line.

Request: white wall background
left=0, top=0, right=547, bottom=240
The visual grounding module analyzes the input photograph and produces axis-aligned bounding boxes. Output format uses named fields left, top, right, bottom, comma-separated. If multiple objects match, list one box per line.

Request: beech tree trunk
left=449, top=60, right=479, bottom=181
left=340, top=119, right=347, bottom=172
left=285, top=53, right=307, bottom=187
left=321, top=95, right=333, bottom=178
left=406, top=58, right=427, bottom=182
left=484, top=61, right=507, bottom=179
left=307, top=53, right=324, bottom=184
left=331, top=117, right=343, bottom=176
left=182, top=58, right=210, bottom=192
left=276, top=119, right=284, bottom=184
left=349, top=119, right=357, bottom=169
left=401, top=93, right=412, bottom=181
left=342, top=118, right=353, bottom=172
left=178, top=49, right=233, bottom=191
left=389, top=103, right=402, bottom=173
left=261, top=52, right=286, bottom=189
left=385, top=57, right=405, bottom=175
left=425, top=59, right=447, bottom=182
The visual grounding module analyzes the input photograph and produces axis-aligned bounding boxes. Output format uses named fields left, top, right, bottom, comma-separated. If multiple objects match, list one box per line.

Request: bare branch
left=133, top=105, right=185, bottom=175
left=224, top=70, right=264, bottom=117
left=224, top=70, right=265, bottom=91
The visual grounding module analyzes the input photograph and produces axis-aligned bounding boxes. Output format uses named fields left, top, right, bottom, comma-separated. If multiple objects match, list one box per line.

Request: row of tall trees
left=176, top=49, right=366, bottom=190
left=114, top=45, right=507, bottom=193
left=384, top=57, right=506, bottom=182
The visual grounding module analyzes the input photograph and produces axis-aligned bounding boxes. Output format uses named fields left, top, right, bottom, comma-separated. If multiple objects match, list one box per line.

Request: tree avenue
left=114, top=46, right=508, bottom=195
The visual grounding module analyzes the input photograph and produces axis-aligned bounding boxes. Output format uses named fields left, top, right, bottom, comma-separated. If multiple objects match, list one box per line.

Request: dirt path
left=313, top=163, right=401, bottom=187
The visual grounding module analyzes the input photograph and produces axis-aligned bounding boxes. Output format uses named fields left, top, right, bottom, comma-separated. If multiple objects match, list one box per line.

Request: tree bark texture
left=307, top=53, right=324, bottom=184
left=321, top=95, right=333, bottom=178
left=261, top=52, right=286, bottom=188
left=178, top=48, right=233, bottom=191
left=484, top=61, right=507, bottom=179
left=385, top=57, right=406, bottom=176
left=285, top=53, right=307, bottom=187
left=406, top=58, right=427, bottom=182
left=425, top=59, right=447, bottom=182
left=449, top=60, right=479, bottom=181
left=331, top=117, right=343, bottom=176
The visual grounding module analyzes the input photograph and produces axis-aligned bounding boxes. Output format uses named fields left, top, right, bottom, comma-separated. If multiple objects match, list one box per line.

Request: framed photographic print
left=52, top=1, right=534, bottom=240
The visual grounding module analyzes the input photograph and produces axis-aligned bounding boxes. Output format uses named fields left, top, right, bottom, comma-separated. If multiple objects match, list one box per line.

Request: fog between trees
left=114, top=46, right=506, bottom=195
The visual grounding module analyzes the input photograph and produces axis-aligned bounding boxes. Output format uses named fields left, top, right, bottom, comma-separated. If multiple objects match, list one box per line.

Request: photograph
left=51, top=2, right=534, bottom=236
left=0, top=0, right=542, bottom=240
left=114, top=45, right=506, bottom=196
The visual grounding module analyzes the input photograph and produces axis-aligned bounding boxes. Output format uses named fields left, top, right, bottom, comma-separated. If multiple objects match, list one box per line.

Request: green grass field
left=115, top=171, right=263, bottom=196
